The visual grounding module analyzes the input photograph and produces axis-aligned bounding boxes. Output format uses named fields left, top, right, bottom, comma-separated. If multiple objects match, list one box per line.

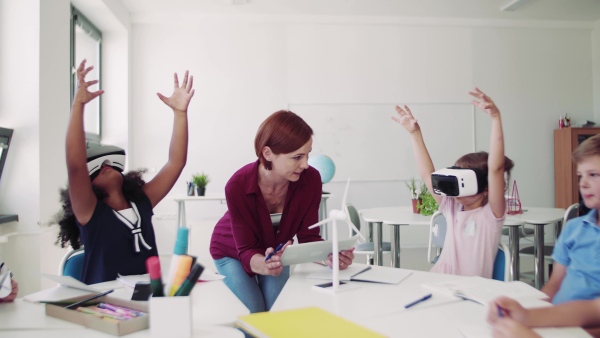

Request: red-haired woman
left=210, top=111, right=355, bottom=313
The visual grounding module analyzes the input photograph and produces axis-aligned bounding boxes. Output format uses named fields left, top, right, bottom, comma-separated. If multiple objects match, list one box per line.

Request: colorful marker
left=174, top=263, right=205, bottom=297
left=146, top=256, right=164, bottom=297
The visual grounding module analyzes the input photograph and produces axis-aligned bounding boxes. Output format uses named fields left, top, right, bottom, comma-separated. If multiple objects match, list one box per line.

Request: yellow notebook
left=236, top=306, right=386, bottom=338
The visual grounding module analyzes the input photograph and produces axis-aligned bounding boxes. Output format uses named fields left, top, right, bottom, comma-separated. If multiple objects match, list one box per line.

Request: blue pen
left=497, top=305, right=504, bottom=318
left=404, top=293, right=432, bottom=309
left=265, top=243, right=285, bottom=261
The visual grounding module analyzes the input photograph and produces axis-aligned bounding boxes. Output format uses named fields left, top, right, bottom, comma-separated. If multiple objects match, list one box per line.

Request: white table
left=172, top=193, right=332, bottom=238
left=0, top=280, right=249, bottom=337
left=271, top=263, right=588, bottom=338
left=360, top=206, right=430, bottom=267
left=359, top=206, right=565, bottom=289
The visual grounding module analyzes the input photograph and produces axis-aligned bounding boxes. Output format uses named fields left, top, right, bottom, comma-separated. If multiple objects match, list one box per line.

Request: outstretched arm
left=66, top=60, right=104, bottom=225
left=469, top=88, right=505, bottom=218
left=392, top=105, right=441, bottom=204
left=143, top=71, right=195, bottom=207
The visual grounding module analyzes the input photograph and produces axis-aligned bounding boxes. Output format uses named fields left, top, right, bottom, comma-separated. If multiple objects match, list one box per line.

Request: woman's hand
left=157, top=71, right=195, bottom=114
left=73, top=59, right=104, bottom=106
left=469, top=87, right=500, bottom=118
left=392, top=105, right=420, bottom=134
left=0, top=279, right=18, bottom=303
left=326, top=247, right=355, bottom=270
left=264, top=240, right=292, bottom=276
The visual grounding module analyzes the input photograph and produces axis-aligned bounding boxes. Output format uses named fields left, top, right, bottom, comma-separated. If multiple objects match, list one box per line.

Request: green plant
left=192, top=172, right=211, bottom=188
left=405, top=177, right=427, bottom=200
left=417, top=191, right=439, bottom=216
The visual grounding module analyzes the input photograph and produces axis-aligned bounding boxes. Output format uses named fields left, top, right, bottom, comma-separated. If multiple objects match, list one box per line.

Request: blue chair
left=492, top=243, right=512, bottom=281
left=58, top=247, right=85, bottom=281
left=427, top=211, right=447, bottom=264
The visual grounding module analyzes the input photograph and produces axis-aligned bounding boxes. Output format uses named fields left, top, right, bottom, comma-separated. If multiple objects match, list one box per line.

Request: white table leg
left=533, top=223, right=545, bottom=289
left=372, top=221, right=383, bottom=266
left=177, top=201, right=186, bottom=228
left=390, top=225, right=401, bottom=268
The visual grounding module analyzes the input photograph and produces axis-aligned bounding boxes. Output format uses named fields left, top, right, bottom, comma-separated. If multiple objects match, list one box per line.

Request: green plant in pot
left=417, top=190, right=439, bottom=216
left=192, top=172, right=211, bottom=196
left=405, top=177, right=428, bottom=213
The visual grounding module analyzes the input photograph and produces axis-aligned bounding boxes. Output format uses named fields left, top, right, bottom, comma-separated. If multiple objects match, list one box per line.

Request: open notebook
left=307, top=264, right=413, bottom=284
left=422, top=277, right=548, bottom=305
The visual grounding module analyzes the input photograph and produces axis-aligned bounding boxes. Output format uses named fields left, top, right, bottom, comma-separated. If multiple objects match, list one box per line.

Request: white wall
left=131, top=17, right=595, bottom=249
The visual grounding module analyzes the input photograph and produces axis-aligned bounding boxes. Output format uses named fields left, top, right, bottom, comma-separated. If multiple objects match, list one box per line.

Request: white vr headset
left=87, top=145, right=126, bottom=179
left=431, top=166, right=487, bottom=197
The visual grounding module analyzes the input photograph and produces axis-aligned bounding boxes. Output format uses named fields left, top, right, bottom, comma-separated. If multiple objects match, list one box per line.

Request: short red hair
left=254, top=110, right=313, bottom=170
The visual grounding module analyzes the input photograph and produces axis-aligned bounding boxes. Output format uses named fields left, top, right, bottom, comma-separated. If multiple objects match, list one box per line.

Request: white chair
left=519, top=203, right=579, bottom=281
left=428, top=211, right=447, bottom=264
left=492, top=243, right=512, bottom=282
left=346, top=203, right=392, bottom=266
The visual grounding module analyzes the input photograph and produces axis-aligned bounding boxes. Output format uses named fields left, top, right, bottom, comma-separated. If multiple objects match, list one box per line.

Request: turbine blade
left=344, top=219, right=366, bottom=241
left=308, top=218, right=332, bottom=229
left=341, top=178, right=350, bottom=209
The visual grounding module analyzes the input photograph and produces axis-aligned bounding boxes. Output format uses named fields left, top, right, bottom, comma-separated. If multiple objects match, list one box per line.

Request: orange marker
left=168, top=255, right=193, bottom=296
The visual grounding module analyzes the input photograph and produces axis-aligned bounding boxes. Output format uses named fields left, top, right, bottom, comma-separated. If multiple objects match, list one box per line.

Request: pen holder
left=150, top=296, right=192, bottom=338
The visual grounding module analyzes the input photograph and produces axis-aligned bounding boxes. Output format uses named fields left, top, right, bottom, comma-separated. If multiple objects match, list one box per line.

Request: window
left=0, top=127, right=13, bottom=184
left=70, top=6, right=102, bottom=143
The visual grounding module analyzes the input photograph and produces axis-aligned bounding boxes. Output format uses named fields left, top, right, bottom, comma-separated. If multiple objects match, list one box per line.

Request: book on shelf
left=422, top=277, right=548, bottom=305
left=236, top=306, right=385, bottom=338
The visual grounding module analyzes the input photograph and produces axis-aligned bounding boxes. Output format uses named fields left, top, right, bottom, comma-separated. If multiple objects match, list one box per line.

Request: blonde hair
left=572, top=134, right=600, bottom=164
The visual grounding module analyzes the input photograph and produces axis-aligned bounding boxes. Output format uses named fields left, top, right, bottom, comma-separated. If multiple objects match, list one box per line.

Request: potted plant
left=417, top=190, right=439, bottom=216
left=192, top=172, right=211, bottom=196
left=405, top=177, right=427, bottom=213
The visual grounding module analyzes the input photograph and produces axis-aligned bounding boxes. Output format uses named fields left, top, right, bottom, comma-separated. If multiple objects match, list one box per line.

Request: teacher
left=210, top=110, right=355, bottom=313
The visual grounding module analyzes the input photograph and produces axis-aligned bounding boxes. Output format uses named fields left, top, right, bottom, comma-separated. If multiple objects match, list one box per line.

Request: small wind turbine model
left=308, top=179, right=366, bottom=293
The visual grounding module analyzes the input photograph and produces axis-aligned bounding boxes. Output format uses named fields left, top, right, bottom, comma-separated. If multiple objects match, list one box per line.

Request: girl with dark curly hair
left=56, top=59, right=195, bottom=284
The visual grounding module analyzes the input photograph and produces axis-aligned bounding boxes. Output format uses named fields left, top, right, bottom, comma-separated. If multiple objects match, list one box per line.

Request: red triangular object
left=506, top=180, right=523, bottom=215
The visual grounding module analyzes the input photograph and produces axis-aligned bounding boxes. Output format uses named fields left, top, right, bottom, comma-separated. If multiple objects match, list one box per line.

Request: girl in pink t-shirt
left=392, top=88, right=514, bottom=278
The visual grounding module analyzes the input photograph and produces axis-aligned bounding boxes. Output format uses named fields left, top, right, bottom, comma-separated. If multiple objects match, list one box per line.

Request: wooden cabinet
left=554, top=127, right=600, bottom=209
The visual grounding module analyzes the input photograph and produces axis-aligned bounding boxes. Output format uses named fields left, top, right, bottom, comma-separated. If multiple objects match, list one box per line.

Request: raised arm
left=392, top=105, right=441, bottom=204
left=66, top=60, right=104, bottom=225
left=142, top=71, right=195, bottom=207
left=469, top=88, right=506, bottom=218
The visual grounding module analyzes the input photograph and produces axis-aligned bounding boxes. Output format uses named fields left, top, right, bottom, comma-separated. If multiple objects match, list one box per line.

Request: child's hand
left=73, top=60, right=104, bottom=106
left=469, top=87, right=499, bottom=118
left=157, top=71, right=195, bottom=114
left=392, top=105, right=420, bottom=133
left=492, top=318, right=541, bottom=338
left=0, top=279, right=18, bottom=303
left=487, top=296, right=529, bottom=325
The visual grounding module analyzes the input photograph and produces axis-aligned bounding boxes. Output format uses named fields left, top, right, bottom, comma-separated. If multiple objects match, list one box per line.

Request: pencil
left=64, top=289, right=114, bottom=309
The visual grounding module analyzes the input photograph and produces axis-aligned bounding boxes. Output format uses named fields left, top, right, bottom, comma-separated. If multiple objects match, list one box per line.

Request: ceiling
left=120, top=0, right=600, bottom=22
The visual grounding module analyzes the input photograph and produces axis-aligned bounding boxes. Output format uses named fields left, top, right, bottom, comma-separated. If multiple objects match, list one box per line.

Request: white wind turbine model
left=308, top=179, right=366, bottom=293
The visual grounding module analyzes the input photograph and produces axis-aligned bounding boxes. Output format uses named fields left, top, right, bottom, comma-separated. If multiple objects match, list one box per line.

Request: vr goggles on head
left=87, top=145, right=126, bottom=180
left=431, top=166, right=487, bottom=197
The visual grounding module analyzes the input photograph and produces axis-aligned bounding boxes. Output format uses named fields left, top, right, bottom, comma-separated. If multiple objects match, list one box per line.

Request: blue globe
left=308, top=154, right=336, bottom=184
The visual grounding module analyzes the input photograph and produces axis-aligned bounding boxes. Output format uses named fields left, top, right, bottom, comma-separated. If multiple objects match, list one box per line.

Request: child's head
left=87, top=145, right=126, bottom=191
left=572, top=134, right=600, bottom=210
left=453, top=151, right=515, bottom=207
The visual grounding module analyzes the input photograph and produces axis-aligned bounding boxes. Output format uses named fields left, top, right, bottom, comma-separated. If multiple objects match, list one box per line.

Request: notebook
left=307, top=264, right=413, bottom=284
left=422, top=277, right=548, bottom=305
left=236, top=306, right=385, bottom=338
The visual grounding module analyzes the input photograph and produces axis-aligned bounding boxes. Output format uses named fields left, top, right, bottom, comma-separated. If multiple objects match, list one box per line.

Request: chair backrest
left=346, top=203, right=362, bottom=237
left=492, top=243, right=512, bottom=282
left=427, top=211, right=447, bottom=263
left=58, top=247, right=85, bottom=281
left=563, top=203, right=579, bottom=224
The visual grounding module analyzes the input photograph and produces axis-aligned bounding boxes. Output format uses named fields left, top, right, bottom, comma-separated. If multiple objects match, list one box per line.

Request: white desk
left=359, top=206, right=565, bottom=289
left=272, top=263, right=589, bottom=338
left=172, top=193, right=332, bottom=238
left=0, top=280, right=249, bottom=337
left=360, top=206, right=430, bottom=267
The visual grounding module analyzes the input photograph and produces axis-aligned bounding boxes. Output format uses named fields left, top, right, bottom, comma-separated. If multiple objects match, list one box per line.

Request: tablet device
left=280, top=238, right=358, bottom=266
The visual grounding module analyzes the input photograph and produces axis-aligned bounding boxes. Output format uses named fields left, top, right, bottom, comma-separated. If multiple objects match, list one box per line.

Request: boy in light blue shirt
left=543, top=134, right=600, bottom=304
